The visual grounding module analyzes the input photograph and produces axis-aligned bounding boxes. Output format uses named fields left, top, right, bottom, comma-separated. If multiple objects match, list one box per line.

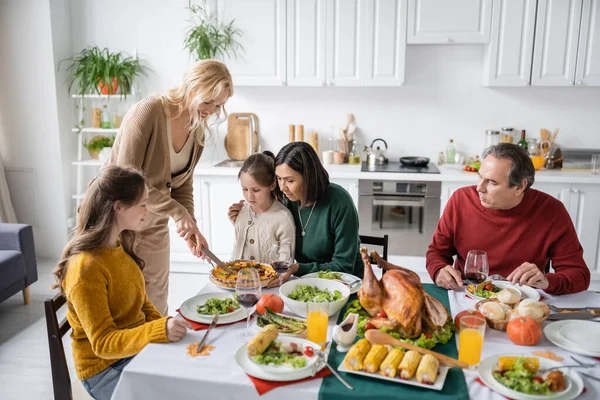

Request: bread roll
left=498, top=303, right=512, bottom=316
left=508, top=309, right=520, bottom=321
left=518, top=299, right=545, bottom=320
left=480, top=302, right=506, bottom=321
left=498, top=288, right=520, bottom=305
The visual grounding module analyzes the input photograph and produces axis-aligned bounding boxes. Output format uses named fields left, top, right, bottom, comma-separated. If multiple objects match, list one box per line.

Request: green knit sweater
left=286, top=183, right=363, bottom=277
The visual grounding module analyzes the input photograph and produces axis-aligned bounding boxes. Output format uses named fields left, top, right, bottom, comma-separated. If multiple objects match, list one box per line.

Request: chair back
left=359, top=234, right=389, bottom=261
left=45, top=293, right=72, bottom=400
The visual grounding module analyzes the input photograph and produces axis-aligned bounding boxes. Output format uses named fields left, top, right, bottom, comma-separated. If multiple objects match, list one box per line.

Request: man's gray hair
left=482, top=143, right=535, bottom=190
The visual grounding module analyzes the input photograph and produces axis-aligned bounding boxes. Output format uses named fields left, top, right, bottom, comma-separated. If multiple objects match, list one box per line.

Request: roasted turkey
left=357, top=248, right=450, bottom=338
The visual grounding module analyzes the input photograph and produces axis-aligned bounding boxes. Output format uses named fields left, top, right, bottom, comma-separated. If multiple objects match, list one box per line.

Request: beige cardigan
left=233, top=201, right=296, bottom=263
left=106, top=95, right=203, bottom=222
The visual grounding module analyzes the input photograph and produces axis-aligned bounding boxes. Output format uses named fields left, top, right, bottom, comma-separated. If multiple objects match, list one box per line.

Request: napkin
left=247, top=368, right=332, bottom=396
left=176, top=309, right=253, bottom=331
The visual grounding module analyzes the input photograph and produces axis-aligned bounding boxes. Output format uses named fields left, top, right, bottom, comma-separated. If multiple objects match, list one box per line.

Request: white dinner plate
left=559, top=321, right=600, bottom=354
left=301, top=272, right=362, bottom=294
left=235, top=337, right=324, bottom=380
left=478, top=353, right=583, bottom=400
left=465, top=280, right=541, bottom=302
left=179, top=292, right=252, bottom=324
left=545, top=320, right=600, bottom=357
left=338, top=362, right=449, bottom=391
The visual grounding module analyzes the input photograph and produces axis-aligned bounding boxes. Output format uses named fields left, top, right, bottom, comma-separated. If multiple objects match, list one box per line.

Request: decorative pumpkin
left=506, top=317, right=542, bottom=346
left=256, top=293, right=284, bottom=315
left=454, top=309, right=485, bottom=332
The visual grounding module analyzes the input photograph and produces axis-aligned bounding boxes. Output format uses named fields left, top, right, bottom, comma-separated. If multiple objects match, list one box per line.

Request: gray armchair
left=0, top=223, right=37, bottom=304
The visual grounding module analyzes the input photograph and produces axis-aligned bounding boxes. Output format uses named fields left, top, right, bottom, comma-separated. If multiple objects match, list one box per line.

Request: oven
left=358, top=180, right=441, bottom=256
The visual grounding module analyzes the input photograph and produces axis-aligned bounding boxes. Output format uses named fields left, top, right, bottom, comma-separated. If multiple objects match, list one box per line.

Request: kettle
left=367, top=139, right=389, bottom=165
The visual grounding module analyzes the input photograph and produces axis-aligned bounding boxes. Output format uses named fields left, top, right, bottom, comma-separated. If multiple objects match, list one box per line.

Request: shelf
left=71, top=94, right=132, bottom=99
left=72, top=128, right=119, bottom=134
left=72, top=160, right=104, bottom=167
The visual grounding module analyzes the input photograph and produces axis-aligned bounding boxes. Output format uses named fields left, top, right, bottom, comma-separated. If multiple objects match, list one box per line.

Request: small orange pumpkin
left=256, top=293, right=284, bottom=315
left=506, top=317, right=542, bottom=346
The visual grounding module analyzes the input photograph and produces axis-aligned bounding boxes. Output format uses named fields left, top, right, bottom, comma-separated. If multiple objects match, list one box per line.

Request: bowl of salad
left=279, top=278, right=350, bottom=318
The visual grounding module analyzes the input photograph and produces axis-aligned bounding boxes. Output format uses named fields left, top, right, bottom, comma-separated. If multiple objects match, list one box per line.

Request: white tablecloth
left=112, top=283, right=600, bottom=400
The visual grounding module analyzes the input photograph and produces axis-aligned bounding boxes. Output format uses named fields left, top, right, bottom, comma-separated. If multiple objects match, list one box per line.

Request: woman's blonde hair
left=163, top=59, right=233, bottom=145
left=52, top=166, right=147, bottom=295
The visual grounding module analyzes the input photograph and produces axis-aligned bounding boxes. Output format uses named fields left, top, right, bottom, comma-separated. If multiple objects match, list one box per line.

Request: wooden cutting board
left=225, top=113, right=259, bottom=161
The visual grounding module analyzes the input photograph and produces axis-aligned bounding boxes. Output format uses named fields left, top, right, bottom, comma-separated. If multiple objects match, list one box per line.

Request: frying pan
left=399, top=156, right=430, bottom=167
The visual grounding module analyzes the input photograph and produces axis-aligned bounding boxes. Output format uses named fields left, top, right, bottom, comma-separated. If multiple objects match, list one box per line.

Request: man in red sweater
left=427, top=143, right=589, bottom=295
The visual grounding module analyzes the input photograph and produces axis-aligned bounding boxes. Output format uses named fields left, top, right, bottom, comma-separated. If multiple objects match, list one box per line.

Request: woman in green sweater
left=229, top=142, right=362, bottom=280
left=52, top=166, right=192, bottom=400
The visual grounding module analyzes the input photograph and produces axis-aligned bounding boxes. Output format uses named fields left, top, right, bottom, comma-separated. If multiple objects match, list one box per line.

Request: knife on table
left=196, top=314, right=219, bottom=353
left=546, top=311, right=600, bottom=321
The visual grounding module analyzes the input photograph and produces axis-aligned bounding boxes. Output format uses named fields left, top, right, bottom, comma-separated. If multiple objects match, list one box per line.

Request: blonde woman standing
left=107, top=60, right=233, bottom=314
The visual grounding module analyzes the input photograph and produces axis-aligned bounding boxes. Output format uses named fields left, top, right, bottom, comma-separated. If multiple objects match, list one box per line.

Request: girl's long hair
left=52, top=166, right=147, bottom=295
left=163, top=59, right=233, bottom=145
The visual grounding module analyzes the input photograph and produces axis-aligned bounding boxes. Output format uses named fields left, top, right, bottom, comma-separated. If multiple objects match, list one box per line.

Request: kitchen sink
left=213, top=159, right=244, bottom=168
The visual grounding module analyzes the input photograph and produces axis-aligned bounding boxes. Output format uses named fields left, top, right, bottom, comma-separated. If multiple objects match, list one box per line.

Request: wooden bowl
left=475, top=298, right=511, bottom=331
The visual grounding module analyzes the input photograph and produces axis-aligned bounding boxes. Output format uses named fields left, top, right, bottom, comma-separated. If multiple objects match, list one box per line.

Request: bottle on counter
left=446, top=139, right=456, bottom=164
left=101, top=104, right=111, bottom=129
left=518, top=130, right=528, bottom=150
left=348, top=139, right=361, bottom=164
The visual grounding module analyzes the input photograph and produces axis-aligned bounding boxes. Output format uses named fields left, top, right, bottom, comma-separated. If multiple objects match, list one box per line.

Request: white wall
left=0, top=0, right=69, bottom=258
left=68, top=0, right=600, bottom=164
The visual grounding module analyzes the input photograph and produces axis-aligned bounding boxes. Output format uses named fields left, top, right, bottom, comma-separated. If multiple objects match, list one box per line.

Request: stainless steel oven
left=358, top=180, right=441, bottom=256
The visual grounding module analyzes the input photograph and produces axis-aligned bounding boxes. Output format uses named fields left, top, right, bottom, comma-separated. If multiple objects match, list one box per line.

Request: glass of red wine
left=236, top=267, right=261, bottom=342
left=464, top=250, right=489, bottom=284
left=271, top=241, right=293, bottom=286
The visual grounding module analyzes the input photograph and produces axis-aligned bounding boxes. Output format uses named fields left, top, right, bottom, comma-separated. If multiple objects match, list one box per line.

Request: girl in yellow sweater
left=52, top=166, right=192, bottom=400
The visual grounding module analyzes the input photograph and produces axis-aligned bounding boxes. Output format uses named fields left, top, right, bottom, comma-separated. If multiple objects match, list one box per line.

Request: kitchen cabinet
left=217, top=0, right=287, bottom=86
left=330, top=178, right=359, bottom=208
left=407, top=0, right=492, bottom=44
left=575, top=0, right=600, bottom=86
left=482, top=0, right=537, bottom=86
left=568, top=184, right=600, bottom=278
left=531, top=0, right=583, bottom=86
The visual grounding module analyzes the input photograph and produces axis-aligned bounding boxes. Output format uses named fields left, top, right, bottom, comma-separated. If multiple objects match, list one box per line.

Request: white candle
left=322, top=150, right=334, bottom=165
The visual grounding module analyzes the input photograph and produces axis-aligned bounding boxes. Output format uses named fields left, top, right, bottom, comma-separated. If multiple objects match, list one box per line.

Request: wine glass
left=271, top=241, right=293, bottom=286
left=464, top=250, right=489, bottom=284
left=235, top=268, right=261, bottom=342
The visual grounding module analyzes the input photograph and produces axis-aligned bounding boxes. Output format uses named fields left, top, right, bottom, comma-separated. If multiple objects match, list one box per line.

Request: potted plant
left=83, top=135, right=115, bottom=159
left=60, top=46, right=148, bottom=98
left=183, top=1, right=243, bottom=60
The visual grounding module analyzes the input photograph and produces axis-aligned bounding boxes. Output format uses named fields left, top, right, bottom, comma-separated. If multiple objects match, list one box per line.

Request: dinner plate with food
left=477, top=354, right=584, bottom=400
left=338, top=338, right=450, bottom=391
left=302, top=270, right=362, bottom=294
left=466, top=280, right=540, bottom=302
left=235, top=325, right=324, bottom=380
left=179, top=292, right=251, bottom=324
left=209, top=260, right=278, bottom=290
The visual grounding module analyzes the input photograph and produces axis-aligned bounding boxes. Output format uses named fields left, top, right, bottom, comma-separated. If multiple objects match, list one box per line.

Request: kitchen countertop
left=195, top=160, right=600, bottom=184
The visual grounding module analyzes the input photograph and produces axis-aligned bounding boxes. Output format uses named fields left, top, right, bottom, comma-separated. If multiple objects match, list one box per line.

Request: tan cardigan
left=107, top=95, right=203, bottom=221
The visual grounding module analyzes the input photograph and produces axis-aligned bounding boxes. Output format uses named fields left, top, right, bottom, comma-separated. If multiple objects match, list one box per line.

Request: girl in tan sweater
left=107, top=60, right=233, bottom=314
left=52, top=166, right=192, bottom=400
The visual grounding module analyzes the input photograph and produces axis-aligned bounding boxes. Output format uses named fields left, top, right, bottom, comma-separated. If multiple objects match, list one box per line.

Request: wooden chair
left=45, top=293, right=93, bottom=400
left=359, top=234, right=389, bottom=261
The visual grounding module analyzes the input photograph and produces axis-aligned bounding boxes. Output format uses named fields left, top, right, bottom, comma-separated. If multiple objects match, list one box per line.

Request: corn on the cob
left=363, top=344, right=388, bottom=373
left=379, top=348, right=405, bottom=377
left=399, top=350, right=422, bottom=379
left=247, top=325, right=278, bottom=356
left=497, top=356, right=539, bottom=373
left=416, top=355, right=439, bottom=384
left=344, top=339, right=371, bottom=371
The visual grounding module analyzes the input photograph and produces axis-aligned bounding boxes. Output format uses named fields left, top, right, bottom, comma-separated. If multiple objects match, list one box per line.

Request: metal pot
left=367, top=139, right=389, bottom=165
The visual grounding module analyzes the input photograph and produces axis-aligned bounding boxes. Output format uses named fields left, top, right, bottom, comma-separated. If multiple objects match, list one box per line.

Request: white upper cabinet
left=482, top=0, right=537, bottom=86
left=575, top=0, right=600, bottom=86
left=286, top=0, right=328, bottom=86
left=531, top=0, right=583, bottom=86
left=407, top=0, right=492, bottom=44
left=217, top=0, right=287, bottom=86
left=362, top=0, right=407, bottom=85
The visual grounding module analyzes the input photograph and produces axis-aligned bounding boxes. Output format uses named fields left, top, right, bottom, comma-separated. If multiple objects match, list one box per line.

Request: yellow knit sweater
left=64, top=245, right=170, bottom=380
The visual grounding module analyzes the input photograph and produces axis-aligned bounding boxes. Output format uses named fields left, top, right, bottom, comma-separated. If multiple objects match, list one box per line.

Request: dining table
left=111, top=275, right=600, bottom=400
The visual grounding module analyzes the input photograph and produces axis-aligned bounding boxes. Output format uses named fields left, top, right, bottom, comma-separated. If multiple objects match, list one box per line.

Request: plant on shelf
left=183, top=0, right=243, bottom=61
left=83, top=135, right=115, bottom=159
left=60, top=46, right=148, bottom=98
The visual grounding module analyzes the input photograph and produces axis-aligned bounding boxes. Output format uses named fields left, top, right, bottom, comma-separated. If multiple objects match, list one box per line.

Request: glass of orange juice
left=458, top=315, right=486, bottom=368
left=306, top=302, right=329, bottom=345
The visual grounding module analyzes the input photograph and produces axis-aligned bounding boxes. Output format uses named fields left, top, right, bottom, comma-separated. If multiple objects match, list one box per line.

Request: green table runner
left=318, top=284, right=469, bottom=400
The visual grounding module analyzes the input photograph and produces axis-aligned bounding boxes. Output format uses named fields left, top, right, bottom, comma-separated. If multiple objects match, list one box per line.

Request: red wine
left=465, top=272, right=486, bottom=283
left=272, top=261, right=291, bottom=273
left=237, top=293, right=259, bottom=308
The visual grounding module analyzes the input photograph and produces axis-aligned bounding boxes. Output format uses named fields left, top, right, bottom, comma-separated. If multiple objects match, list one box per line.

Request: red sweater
left=426, top=186, right=590, bottom=295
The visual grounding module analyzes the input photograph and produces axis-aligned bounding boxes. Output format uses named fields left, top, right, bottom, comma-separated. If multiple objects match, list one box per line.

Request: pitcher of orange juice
left=306, top=302, right=329, bottom=344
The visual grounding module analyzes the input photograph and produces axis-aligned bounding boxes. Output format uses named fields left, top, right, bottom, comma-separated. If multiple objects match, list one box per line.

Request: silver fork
left=311, top=341, right=330, bottom=377
left=571, top=356, right=600, bottom=382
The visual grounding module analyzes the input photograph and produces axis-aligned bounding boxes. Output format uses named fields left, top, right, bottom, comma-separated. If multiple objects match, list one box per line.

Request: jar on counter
left=485, top=130, right=500, bottom=152
left=500, top=127, right=515, bottom=143
left=347, top=139, right=361, bottom=164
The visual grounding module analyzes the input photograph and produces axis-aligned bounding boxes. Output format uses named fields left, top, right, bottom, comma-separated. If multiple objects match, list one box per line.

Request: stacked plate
left=544, top=320, right=600, bottom=357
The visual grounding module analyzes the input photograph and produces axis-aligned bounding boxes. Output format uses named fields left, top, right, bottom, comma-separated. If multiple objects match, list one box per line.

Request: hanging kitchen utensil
left=224, top=113, right=259, bottom=161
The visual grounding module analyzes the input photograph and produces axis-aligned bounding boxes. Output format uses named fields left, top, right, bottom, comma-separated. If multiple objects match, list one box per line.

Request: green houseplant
left=60, top=46, right=148, bottom=98
left=83, top=135, right=115, bottom=159
left=183, top=2, right=243, bottom=60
